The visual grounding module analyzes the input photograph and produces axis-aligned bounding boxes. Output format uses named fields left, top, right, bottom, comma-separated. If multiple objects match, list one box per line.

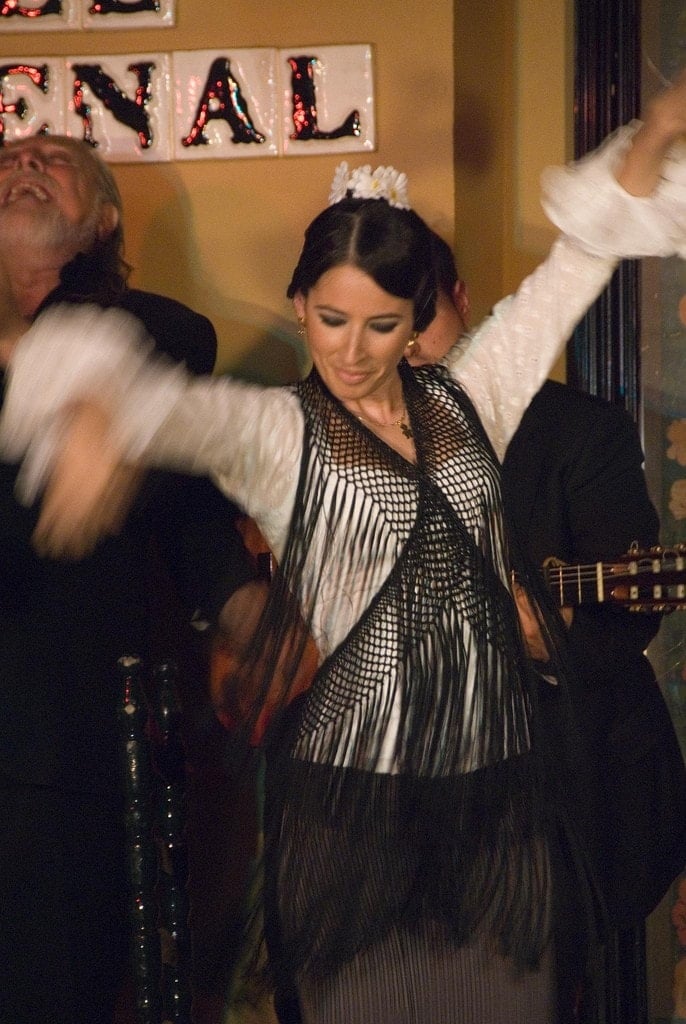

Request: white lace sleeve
left=0, top=303, right=303, bottom=555
left=447, top=121, right=686, bottom=459
left=541, top=122, right=686, bottom=258
left=445, top=237, right=616, bottom=460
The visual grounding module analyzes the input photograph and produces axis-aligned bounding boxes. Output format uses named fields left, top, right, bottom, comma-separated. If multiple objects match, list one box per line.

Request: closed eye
left=370, top=319, right=403, bottom=334
left=320, top=313, right=346, bottom=327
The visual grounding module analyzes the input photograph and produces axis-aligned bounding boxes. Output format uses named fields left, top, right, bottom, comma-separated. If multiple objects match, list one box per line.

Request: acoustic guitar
left=541, top=543, right=686, bottom=612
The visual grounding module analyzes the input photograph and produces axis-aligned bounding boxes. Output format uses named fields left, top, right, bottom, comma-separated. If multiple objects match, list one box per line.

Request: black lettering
left=182, top=57, right=265, bottom=148
left=0, top=0, right=61, bottom=19
left=288, top=56, right=360, bottom=141
left=72, top=62, right=155, bottom=149
left=88, top=0, right=159, bottom=15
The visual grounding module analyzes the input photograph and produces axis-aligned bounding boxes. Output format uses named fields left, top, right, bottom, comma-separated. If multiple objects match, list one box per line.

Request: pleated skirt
left=296, top=917, right=556, bottom=1024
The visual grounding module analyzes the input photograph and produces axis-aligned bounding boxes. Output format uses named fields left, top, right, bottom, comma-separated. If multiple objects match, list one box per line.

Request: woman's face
left=293, top=264, right=414, bottom=404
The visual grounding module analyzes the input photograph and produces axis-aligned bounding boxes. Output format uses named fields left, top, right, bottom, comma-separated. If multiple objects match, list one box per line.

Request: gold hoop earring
left=297, top=316, right=306, bottom=338
left=406, top=331, right=419, bottom=353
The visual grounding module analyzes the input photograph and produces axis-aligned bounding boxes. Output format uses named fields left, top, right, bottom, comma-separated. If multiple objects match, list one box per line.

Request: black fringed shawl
left=234, top=361, right=583, bottom=985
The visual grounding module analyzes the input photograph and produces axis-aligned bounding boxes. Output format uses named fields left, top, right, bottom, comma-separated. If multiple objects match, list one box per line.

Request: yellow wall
left=0, top=0, right=571, bottom=378
left=452, top=0, right=516, bottom=326
left=0, top=2, right=456, bottom=378
left=453, top=0, right=571, bottom=379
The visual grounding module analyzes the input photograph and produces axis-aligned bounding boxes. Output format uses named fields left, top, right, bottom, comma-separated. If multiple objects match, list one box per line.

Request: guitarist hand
left=513, top=580, right=573, bottom=662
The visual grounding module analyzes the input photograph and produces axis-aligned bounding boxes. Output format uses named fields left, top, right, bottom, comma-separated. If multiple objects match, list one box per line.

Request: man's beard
left=0, top=201, right=100, bottom=264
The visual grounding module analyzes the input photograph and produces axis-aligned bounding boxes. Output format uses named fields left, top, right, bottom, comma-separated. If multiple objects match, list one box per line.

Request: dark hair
left=287, top=197, right=437, bottom=332
left=428, top=228, right=459, bottom=296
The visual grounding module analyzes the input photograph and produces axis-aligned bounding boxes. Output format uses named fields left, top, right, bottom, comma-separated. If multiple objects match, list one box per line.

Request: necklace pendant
left=399, top=420, right=413, bottom=439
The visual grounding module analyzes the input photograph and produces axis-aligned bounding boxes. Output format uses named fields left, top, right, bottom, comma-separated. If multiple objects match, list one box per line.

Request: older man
left=0, top=135, right=256, bottom=1024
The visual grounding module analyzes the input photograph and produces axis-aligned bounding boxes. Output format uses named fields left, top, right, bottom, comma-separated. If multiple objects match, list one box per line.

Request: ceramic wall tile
left=0, top=59, right=67, bottom=136
left=279, top=43, right=374, bottom=157
left=65, top=52, right=172, bottom=161
left=82, top=0, right=175, bottom=32
left=172, top=48, right=278, bottom=161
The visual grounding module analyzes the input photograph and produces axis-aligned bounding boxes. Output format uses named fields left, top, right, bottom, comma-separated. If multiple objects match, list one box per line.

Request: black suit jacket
left=0, top=287, right=255, bottom=793
left=502, top=380, right=686, bottom=928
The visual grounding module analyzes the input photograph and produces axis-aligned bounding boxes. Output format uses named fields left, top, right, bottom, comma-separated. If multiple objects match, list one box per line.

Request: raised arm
left=448, top=70, right=686, bottom=460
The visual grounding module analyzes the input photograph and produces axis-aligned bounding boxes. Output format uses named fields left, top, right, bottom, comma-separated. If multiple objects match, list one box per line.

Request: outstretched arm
left=0, top=303, right=302, bottom=558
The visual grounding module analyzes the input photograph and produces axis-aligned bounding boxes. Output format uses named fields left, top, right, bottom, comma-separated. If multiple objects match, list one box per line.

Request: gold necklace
left=356, top=410, right=413, bottom=439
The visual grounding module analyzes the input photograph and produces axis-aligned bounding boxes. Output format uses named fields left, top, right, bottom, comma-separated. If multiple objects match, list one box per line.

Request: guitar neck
left=544, top=561, right=617, bottom=607
left=542, top=547, right=686, bottom=611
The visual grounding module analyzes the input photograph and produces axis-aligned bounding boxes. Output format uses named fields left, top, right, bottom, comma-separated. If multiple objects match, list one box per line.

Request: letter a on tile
left=181, top=56, right=265, bottom=148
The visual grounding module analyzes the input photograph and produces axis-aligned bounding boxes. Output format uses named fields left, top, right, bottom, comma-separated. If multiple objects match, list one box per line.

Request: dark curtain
left=572, top=3, right=647, bottom=1022
left=571, top=0, right=641, bottom=421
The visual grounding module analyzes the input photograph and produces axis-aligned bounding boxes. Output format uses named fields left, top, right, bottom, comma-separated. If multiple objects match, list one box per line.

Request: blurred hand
left=618, top=66, right=686, bottom=196
left=645, top=66, right=686, bottom=143
left=32, top=399, right=142, bottom=559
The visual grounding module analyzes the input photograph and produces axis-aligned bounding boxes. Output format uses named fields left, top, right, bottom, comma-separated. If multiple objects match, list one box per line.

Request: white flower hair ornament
left=328, top=161, right=411, bottom=210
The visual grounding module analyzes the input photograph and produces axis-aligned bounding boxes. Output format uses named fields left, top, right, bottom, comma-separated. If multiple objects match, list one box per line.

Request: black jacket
left=502, top=380, right=686, bottom=928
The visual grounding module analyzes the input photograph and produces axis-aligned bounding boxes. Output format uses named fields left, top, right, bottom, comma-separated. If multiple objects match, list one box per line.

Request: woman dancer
left=3, top=74, right=686, bottom=1024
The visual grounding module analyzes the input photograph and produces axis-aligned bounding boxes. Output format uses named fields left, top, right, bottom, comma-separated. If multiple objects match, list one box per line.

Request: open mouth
left=1, top=180, right=51, bottom=206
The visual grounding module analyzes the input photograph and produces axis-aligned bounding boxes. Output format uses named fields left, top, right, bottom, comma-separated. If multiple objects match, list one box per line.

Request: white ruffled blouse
left=1, top=124, right=684, bottom=662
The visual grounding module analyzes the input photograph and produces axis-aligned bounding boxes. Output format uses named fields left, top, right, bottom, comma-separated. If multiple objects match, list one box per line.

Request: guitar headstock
left=604, top=543, right=686, bottom=612
left=606, top=548, right=686, bottom=610
left=543, top=543, right=686, bottom=611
